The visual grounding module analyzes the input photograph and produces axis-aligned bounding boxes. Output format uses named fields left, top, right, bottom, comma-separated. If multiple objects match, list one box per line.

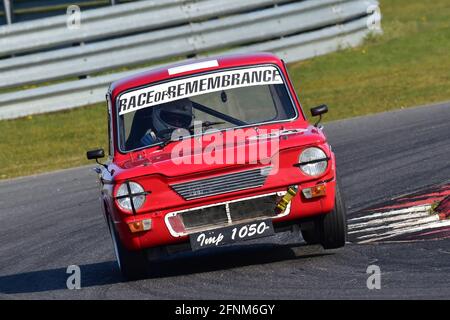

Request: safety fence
left=0, top=0, right=381, bottom=120
left=0, top=0, right=133, bottom=25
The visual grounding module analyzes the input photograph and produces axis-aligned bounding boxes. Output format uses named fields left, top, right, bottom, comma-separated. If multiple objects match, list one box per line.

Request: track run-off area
left=0, top=102, right=449, bottom=299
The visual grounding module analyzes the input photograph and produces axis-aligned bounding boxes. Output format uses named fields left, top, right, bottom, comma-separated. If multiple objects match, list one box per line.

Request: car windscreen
left=116, top=65, right=297, bottom=152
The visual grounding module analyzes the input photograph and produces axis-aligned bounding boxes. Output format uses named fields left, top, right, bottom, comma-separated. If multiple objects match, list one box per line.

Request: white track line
left=349, top=216, right=434, bottom=235
left=357, top=220, right=450, bottom=243
left=348, top=204, right=450, bottom=243
left=355, top=215, right=440, bottom=239
left=348, top=205, right=430, bottom=222
left=349, top=211, right=430, bottom=230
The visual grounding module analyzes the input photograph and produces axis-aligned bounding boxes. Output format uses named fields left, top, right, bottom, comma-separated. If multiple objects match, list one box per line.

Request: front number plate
left=189, top=219, right=275, bottom=251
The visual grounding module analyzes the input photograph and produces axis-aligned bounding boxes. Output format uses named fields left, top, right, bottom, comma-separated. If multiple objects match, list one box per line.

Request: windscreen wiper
left=189, top=121, right=226, bottom=132
left=159, top=121, right=225, bottom=149
left=158, top=137, right=181, bottom=149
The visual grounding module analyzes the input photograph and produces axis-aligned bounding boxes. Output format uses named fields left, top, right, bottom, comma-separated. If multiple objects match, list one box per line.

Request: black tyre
left=300, top=223, right=319, bottom=245
left=107, top=216, right=149, bottom=280
left=318, top=184, right=348, bottom=249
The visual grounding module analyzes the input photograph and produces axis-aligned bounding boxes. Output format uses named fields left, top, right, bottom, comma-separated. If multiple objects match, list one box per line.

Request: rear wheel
left=107, top=216, right=149, bottom=280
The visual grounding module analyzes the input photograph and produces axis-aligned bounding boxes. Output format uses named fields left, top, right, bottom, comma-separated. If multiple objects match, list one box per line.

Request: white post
left=3, top=0, right=13, bottom=24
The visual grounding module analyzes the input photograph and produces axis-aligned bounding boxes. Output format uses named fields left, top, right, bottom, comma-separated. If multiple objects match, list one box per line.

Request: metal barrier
left=0, top=0, right=126, bottom=25
left=0, top=0, right=381, bottom=120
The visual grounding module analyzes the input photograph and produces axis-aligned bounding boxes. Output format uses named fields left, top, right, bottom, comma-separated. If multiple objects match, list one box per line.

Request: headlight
left=298, top=147, right=328, bottom=176
left=115, top=181, right=146, bottom=211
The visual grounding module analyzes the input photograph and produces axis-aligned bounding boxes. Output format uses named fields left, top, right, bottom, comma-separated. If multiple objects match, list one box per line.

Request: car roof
left=109, top=52, right=284, bottom=98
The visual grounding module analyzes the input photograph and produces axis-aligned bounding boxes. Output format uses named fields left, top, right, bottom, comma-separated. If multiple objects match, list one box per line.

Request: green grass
left=1, top=0, right=449, bottom=179
left=290, top=0, right=450, bottom=120
left=0, top=104, right=108, bottom=179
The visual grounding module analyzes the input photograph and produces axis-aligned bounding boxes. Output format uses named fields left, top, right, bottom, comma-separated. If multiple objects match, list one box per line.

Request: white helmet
left=152, top=99, right=193, bottom=138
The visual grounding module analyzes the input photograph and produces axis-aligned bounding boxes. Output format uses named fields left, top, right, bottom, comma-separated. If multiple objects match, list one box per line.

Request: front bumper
left=115, top=176, right=336, bottom=251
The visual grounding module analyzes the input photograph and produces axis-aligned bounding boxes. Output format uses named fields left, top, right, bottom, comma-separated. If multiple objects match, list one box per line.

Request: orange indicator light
left=302, top=184, right=326, bottom=199
left=128, top=219, right=152, bottom=233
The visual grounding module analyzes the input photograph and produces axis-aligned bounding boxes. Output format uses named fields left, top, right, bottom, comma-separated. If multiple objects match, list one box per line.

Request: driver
left=140, top=98, right=193, bottom=146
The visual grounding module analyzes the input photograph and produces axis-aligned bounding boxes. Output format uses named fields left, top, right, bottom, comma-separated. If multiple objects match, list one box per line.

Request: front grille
left=175, top=193, right=281, bottom=233
left=181, top=205, right=228, bottom=229
left=229, top=194, right=278, bottom=220
left=171, top=167, right=271, bottom=200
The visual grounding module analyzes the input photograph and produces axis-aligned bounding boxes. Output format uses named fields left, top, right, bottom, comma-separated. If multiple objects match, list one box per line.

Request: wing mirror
left=86, top=148, right=105, bottom=160
left=310, top=104, right=328, bottom=127
left=86, top=148, right=109, bottom=172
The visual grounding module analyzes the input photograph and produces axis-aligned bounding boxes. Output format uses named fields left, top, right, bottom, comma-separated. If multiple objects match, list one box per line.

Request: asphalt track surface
left=0, top=102, right=449, bottom=299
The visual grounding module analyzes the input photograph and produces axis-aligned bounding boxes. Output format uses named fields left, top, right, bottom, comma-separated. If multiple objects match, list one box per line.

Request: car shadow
left=0, top=242, right=331, bottom=294
left=0, top=261, right=121, bottom=295
left=147, top=242, right=331, bottom=279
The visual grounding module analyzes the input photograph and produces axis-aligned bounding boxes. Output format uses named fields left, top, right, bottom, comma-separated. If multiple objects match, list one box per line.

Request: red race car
left=87, top=53, right=347, bottom=280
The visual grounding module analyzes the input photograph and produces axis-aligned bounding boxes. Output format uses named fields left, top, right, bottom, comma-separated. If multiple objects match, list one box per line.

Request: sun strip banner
left=118, top=66, right=283, bottom=115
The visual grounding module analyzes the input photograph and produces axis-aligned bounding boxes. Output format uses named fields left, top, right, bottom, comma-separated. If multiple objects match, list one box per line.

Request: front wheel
left=107, top=216, right=149, bottom=280
left=318, top=184, right=348, bottom=249
left=299, top=184, right=347, bottom=249
left=300, top=223, right=319, bottom=245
